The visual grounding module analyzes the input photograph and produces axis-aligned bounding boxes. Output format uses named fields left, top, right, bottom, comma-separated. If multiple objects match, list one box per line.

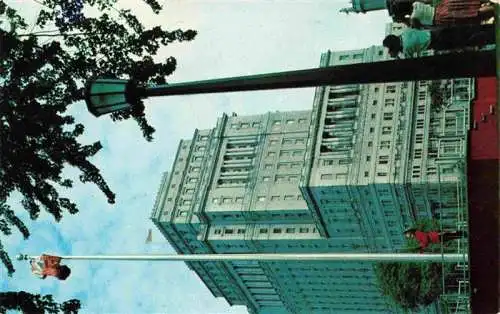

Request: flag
left=30, top=254, right=71, bottom=280
left=145, top=229, right=153, bottom=244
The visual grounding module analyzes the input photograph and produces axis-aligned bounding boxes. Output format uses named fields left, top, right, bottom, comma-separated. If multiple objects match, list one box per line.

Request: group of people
left=383, top=0, right=497, bottom=58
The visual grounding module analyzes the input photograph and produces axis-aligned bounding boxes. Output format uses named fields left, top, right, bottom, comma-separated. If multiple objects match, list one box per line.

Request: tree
left=373, top=262, right=453, bottom=312
left=0, top=291, right=80, bottom=313
left=0, top=0, right=197, bottom=275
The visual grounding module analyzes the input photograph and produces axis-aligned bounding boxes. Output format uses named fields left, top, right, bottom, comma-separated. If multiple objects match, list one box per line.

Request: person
left=403, top=227, right=467, bottom=253
left=30, top=254, right=71, bottom=280
left=393, top=0, right=495, bottom=27
left=382, top=23, right=496, bottom=58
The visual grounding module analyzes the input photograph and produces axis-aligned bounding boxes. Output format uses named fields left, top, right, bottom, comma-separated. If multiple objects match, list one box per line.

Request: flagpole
left=17, top=253, right=467, bottom=263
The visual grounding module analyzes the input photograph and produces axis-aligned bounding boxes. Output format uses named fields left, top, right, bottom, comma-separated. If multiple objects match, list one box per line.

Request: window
left=273, top=228, right=282, bottom=234
left=323, top=159, right=334, bottom=166
left=380, top=141, right=391, bottom=149
left=237, top=229, right=246, bottom=234
left=372, top=100, right=378, bottom=106
left=295, top=138, right=305, bottom=144
left=257, top=196, right=266, bottom=202
left=271, top=196, right=280, bottom=201
left=298, top=118, right=307, bottom=124
left=252, top=122, right=261, bottom=128
left=191, top=167, right=201, bottom=172
left=194, top=156, right=202, bottom=161
left=339, top=55, right=349, bottom=61
left=366, top=156, right=371, bottom=161
left=286, top=119, right=295, bottom=124
left=321, top=174, right=333, bottom=180
left=188, top=178, right=198, bottom=183
left=185, top=188, right=194, bottom=194
left=382, top=126, right=392, bottom=135
left=299, top=228, right=309, bottom=233
left=353, top=53, right=364, bottom=59
left=283, top=139, right=294, bottom=145
left=273, top=120, right=281, bottom=125
left=284, top=195, right=294, bottom=201
left=368, top=141, right=373, bottom=147
left=378, top=155, right=389, bottom=164
left=369, top=127, right=374, bottom=133
left=364, top=171, right=369, bottom=177
left=231, top=124, right=239, bottom=129
left=374, top=87, right=380, bottom=92
left=377, top=172, right=388, bottom=177
left=383, top=112, right=393, bottom=121
left=371, top=113, right=376, bottom=119
left=269, top=139, right=278, bottom=145
left=279, top=151, right=290, bottom=157
left=183, top=200, right=191, bottom=206
left=384, top=99, right=395, bottom=107
left=235, top=197, right=244, bottom=203
left=241, top=123, right=249, bottom=128
left=286, top=228, right=296, bottom=233
left=267, top=152, right=276, bottom=157
left=259, top=228, right=268, bottom=234
left=214, top=229, right=222, bottom=234
left=224, top=229, right=234, bottom=234
left=275, top=175, right=286, bottom=182
left=386, top=85, right=396, bottom=93
left=223, top=198, right=232, bottom=204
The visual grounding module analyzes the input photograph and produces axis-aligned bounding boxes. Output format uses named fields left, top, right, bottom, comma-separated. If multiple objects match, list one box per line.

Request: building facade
left=151, top=29, right=473, bottom=313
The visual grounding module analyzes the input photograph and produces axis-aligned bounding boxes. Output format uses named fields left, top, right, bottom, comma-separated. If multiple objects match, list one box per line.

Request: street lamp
left=84, top=50, right=494, bottom=117
left=85, top=79, right=145, bottom=117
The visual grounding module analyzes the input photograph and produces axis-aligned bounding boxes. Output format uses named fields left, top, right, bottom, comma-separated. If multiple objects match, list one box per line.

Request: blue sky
left=2, top=1, right=389, bottom=313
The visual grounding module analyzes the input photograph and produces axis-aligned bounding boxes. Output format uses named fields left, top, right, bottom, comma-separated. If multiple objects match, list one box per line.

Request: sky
left=2, top=0, right=389, bottom=313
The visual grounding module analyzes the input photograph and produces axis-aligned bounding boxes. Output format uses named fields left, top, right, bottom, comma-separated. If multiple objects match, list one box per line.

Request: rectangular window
left=262, top=176, right=270, bottom=182
left=223, top=198, right=232, bottom=204
left=272, top=120, right=281, bottom=125
left=275, top=175, right=286, bottom=182
left=283, top=139, right=294, bottom=145
left=378, top=155, right=389, bottom=164
left=323, top=159, right=334, bottom=166
left=279, top=151, right=290, bottom=157
left=295, top=138, right=305, bottom=144
left=366, top=156, right=371, bottom=161
left=299, top=228, right=309, bottom=233
left=267, top=152, right=276, bottom=157
left=269, top=139, right=279, bottom=145
left=371, top=113, right=376, bottom=119
left=386, top=85, right=396, bottom=93
left=273, top=228, right=282, bottom=233
left=214, top=229, right=222, bottom=234
left=183, top=200, right=192, bottom=206
left=237, top=229, right=246, bottom=234
left=372, top=100, right=378, bottom=106
left=292, top=151, right=302, bottom=157
left=298, top=118, right=307, bottom=124
left=224, top=229, right=234, bottom=234
left=235, top=197, right=244, bottom=203
left=286, top=119, right=295, bottom=124
left=380, top=141, right=391, bottom=149
left=377, top=172, right=388, bottom=177
left=271, top=196, right=280, bottom=201
left=382, top=126, right=392, bottom=135
left=339, top=55, right=349, bottom=61
left=259, top=228, right=268, bottom=234
left=369, top=127, right=374, bottom=133
left=252, top=122, right=261, bottom=128
left=286, top=228, right=296, bottom=233
left=384, top=99, right=395, bottom=107
left=321, top=174, right=333, bottom=180
left=264, top=164, right=273, bottom=169
left=284, top=195, right=294, bottom=201
left=257, top=196, right=266, bottom=202
left=383, top=112, right=393, bottom=121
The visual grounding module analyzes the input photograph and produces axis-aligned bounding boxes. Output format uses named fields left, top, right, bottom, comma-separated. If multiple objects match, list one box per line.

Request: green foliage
left=0, top=0, right=196, bottom=276
left=0, top=291, right=81, bottom=313
left=374, top=262, right=455, bottom=312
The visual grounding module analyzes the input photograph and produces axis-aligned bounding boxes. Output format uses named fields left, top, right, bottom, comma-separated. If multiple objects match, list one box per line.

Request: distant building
left=340, top=0, right=419, bottom=21
left=151, top=35, right=473, bottom=313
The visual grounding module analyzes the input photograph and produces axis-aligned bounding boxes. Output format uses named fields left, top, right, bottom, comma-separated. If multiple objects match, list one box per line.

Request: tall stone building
left=151, top=37, right=472, bottom=313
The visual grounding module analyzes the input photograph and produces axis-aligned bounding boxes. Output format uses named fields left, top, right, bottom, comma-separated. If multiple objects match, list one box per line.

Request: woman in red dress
left=403, top=228, right=467, bottom=253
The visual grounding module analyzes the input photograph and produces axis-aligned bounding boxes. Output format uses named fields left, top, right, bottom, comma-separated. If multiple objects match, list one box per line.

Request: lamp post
left=85, top=50, right=495, bottom=117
